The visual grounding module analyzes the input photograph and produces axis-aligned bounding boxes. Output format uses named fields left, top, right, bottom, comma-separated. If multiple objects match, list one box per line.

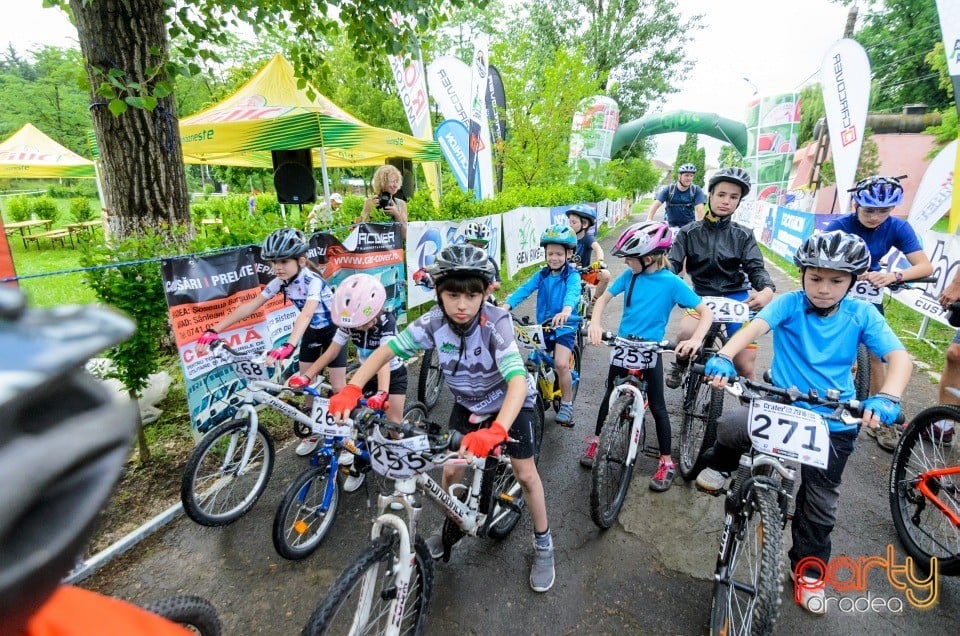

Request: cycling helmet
left=540, top=224, right=577, bottom=249
left=427, top=243, right=497, bottom=285
left=613, top=221, right=673, bottom=258
left=332, top=273, right=387, bottom=327
left=0, top=287, right=139, bottom=634
left=564, top=203, right=597, bottom=228
left=708, top=167, right=752, bottom=196
left=793, top=230, right=871, bottom=275
left=678, top=163, right=696, bottom=174
left=850, top=175, right=904, bottom=208
left=261, top=227, right=308, bottom=260
left=461, top=221, right=491, bottom=245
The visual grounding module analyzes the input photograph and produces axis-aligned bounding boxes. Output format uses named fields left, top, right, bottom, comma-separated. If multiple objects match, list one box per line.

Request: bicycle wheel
left=181, top=417, right=274, bottom=527
left=272, top=463, right=339, bottom=560
left=709, top=487, right=783, bottom=636
left=854, top=342, right=870, bottom=400
left=590, top=394, right=635, bottom=529
left=482, top=456, right=527, bottom=540
left=890, top=404, right=960, bottom=575
left=303, top=532, right=434, bottom=636
left=402, top=400, right=429, bottom=426
left=417, top=348, right=444, bottom=410
left=139, top=595, right=222, bottom=636
left=678, top=368, right=723, bottom=480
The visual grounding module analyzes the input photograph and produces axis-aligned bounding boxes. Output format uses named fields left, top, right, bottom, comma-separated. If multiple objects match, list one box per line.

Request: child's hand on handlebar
left=195, top=328, right=218, bottom=354
left=747, top=287, right=774, bottom=310
left=329, top=384, right=363, bottom=421
left=266, top=343, right=295, bottom=366
left=287, top=374, right=311, bottom=389
left=460, top=421, right=509, bottom=458
left=551, top=310, right=572, bottom=328
left=705, top=353, right=736, bottom=388
left=674, top=338, right=700, bottom=360
left=588, top=321, right=604, bottom=346
left=862, top=394, right=901, bottom=428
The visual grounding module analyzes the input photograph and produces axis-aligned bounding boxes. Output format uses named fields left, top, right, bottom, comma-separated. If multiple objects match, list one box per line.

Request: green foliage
left=797, top=83, right=825, bottom=146
left=717, top=145, right=745, bottom=169
left=29, top=195, right=59, bottom=222
left=818, top=127, right=881, bottom=187
left=673, top=133, right=704, bottom=186
left=46, top=182, right=99, bottom=198
left=604, top=156, right=660, bottom=197
left=68, top=196, right=94, bottom=222
left=5, top=195, right=32, bottom=222
left=923, top=42, right=960, bottom=154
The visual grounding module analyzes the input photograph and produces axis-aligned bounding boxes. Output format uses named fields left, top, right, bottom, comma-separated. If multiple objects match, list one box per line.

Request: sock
left=561, top=401, right=573, bottom=408
left=534, top=528, right=552, bottom=550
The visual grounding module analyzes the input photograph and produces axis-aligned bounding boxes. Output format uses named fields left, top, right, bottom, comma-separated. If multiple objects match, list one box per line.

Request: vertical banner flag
left=486, top=65, right=508, bottom=193
left=467, top=33, right=494, bottom=199
left=568, top=96, right=620, bottom=182
left=934, top=0, right=960, bottom=232
left=0, top=217, right=16, bottom=285
left=435, top=119, right=471, bottom=192
left=907, top=139, right=956, bottom=233
left=820, top=39, right=871, bottom=214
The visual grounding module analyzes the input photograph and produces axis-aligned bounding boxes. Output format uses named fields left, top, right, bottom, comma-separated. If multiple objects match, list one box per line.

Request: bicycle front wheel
left=417, top=348, right=444, bottom=410
left=679, top=368, right=723, bottom=480
left=482, top=456, right=527, bottom=540
left=139, top=595, right=222, bottom=636
left=303, top=533, right=434, bottom=636
left=181, top=417, right=274, bottom=526
left=854, top=342, right=870, bottom=400
left=709, top=486, right=783, bottom=636
left=273, top=463, right=339, bottom=560
left=590, top=394, right=635, bottom=529
left=890, top=404, right=960, bottom=575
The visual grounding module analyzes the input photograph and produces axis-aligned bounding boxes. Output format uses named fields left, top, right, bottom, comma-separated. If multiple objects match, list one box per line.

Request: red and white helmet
left=332, top=274, right=387, bottom=327
left=612, top=221, right=673, bottom=258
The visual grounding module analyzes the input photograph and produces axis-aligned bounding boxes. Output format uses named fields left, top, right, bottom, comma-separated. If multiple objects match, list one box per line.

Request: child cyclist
left=696, top=230, right=912, bottom=615
left=287, top=273, right=405, bottom=491
left=195, top=228, right=346, bottom=456
left=586, top=221, right=714, bottom=491
left=328, top=244, right=556, bottom=592
left=502, top=224, right=582, bottom=427
left=565, top=203, right=611, bottom=301
left=666, top=167, right=776, bottom=387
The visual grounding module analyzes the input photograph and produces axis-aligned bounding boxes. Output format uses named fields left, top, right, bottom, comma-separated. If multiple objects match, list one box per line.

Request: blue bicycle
left=512, top=315, right=581, bottom=421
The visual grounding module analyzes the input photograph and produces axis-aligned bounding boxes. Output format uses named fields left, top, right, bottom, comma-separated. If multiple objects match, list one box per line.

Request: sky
left=3, top=0, right=854, bottom=166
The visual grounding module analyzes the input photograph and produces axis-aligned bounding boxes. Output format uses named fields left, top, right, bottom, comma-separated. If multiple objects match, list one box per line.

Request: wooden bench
left=22, top=229, right=74, bottom=249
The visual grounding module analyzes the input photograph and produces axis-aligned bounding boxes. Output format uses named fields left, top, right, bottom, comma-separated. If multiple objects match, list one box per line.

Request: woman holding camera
left=361, top=164, right=408, bottom=239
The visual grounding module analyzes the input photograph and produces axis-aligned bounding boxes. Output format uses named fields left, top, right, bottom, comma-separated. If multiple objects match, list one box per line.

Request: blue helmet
left=565, top=203, right=597, bottom=228
left=851, top=175, right=904, bottom=208
left=540, top=224, right=577, bottom=249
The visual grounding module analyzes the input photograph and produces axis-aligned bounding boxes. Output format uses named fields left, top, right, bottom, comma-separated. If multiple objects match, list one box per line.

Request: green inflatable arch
left=611, top=110, right=748, bottom=158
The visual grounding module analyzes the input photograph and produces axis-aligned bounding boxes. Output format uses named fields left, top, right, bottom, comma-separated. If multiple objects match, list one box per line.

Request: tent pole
left=93, top=161, right=112, bottom=245
left=319, top=147, right=332, bottom=207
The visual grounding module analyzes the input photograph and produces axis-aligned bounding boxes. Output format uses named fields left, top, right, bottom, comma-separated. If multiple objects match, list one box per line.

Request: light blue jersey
left=607, top=268, right=700, bottom=340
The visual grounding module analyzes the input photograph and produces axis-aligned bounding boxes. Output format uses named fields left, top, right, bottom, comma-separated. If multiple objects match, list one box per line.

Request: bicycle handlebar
left=888, top=274, right=938, bottom=291
left=349, top=406, right=463, bottom=453
left=600, top=332, right=675, bottom=351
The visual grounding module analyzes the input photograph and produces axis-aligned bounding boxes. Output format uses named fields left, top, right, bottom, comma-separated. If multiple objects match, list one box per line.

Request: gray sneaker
left=530, top=543, right=555, bottom=592
left=425, top=531, right=444, bottom=560
left=696, top=467, right=729, bottom=493
left=664, top=362, right=685, bottom=389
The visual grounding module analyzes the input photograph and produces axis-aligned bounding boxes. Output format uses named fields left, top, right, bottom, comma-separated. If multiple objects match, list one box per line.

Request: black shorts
left=449, top=403, right=537, bottom=460
left=299, top=325, right=347, bottom=366
left=362, top=365, right=409, bottom=396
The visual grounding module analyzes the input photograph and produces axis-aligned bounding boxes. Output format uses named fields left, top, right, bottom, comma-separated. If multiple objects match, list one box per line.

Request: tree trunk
left=69, top=0, right=190, bottom=238
left=128, top=387, right=151, bottom=463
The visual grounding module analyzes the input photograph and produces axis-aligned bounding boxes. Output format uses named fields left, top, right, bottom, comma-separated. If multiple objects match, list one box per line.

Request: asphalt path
left=87, top=214, right=958, bottom=634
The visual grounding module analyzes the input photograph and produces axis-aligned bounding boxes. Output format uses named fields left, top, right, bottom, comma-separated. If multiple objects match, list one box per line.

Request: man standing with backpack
left=646, top=163, right=706, bottom=230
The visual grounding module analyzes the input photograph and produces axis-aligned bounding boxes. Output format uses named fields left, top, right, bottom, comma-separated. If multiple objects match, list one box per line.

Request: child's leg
left=554, top=342, right=573, bottom=402
left=646, top=356, right=672, bottom=459
left=511, top=456, right=548, bottom=532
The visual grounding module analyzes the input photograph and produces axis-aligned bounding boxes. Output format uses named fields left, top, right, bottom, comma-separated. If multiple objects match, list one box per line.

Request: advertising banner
left=319, top=223, right=406, bottom=320
left=907, top=139, right=956, bottom=234
left=820, top=39, right=871, bottom=214
left=435, top=119, right=470, bottom=192
left=568, top=95, right=620, bottom=182
left=765, top=206, right=817, bottom=261
left=743, top=93, right=801, bottom=209
left=502, top=207, right=552, bottom=278
left=486, top=64, right=508, bottom=192
left=887, top=228, right=960, bottom=325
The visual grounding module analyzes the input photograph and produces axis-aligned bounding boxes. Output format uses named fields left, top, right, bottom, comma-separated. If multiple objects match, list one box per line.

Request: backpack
left=666, top=183, right=702, bottom=207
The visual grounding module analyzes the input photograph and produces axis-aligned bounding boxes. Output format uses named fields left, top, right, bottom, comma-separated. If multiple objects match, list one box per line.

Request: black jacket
left=668, top=214, right=776, bottom=297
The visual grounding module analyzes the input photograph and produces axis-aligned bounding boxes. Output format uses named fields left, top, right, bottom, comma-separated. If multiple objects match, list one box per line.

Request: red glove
left=365, top=390, right=389, bottom=411
left=461, top=421, right=509, bottom=458
left=287, top=374, right=311, bottom=389
left=329, top=384, right=363, bottom=419
left=197, top=329, right=218, bottom=345
left=267, top=342, right=296, bottom=362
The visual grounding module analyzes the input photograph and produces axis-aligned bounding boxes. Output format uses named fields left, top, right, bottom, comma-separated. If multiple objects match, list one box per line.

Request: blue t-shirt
left=574, top=233, right=596, bottom=266
left=824, top=214, right=923, bottom=272
left=656, top=183, right=706, bottom=227
left=757, top=291, right=904, bottom=431
left=607, top=268, right=700, bottom=340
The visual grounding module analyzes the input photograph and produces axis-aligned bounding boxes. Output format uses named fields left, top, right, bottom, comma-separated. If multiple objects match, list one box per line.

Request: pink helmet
left=613, top=221, right=673, bottom=258
left=332, top=274, right=387, bottom=327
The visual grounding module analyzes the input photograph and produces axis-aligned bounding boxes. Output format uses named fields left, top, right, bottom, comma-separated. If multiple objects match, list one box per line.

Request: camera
left=376, top=192, right=393, bottom=210
left=947, top=301, right=960, bottom=328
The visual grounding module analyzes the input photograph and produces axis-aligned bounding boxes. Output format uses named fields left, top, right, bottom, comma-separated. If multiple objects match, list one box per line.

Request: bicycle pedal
left=641, top=445, right=659, bottom=459
left=695, top=483, right=727, bottom=497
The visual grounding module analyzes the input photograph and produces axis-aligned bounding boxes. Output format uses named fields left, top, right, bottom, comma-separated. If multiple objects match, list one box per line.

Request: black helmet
left=261, top=227, right=308, bottom=260
left=0, top=288, right=139, bottom=634
left=793, top=230, right=871, bottom=275
left=708, top=167, right=752, bottom=196
left=426, top=244, right=496, bottom=285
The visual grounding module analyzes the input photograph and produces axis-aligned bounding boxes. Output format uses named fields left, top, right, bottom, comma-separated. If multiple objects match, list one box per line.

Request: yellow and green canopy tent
left=178, top=54, right=442, bottom=168
left=0, top=123, right=96, bottom=179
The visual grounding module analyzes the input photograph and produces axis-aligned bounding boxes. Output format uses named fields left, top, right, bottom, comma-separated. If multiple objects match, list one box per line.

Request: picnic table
left=65, top=220, right=103, bottom=236
left=4, top=219, right=54, bottom=248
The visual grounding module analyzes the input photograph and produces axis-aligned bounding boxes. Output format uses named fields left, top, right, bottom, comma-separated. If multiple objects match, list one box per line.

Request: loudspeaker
left=272, top=149, right=316, bottom=204
left=386, top=157, right=414, bottom=201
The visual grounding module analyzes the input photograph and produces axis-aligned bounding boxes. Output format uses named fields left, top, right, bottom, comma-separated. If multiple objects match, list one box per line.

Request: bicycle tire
left=709, top=486, right=783, bottom=636
left=272, top=463, right=340, bottom=560
left=889, top=404, right=960, bottom=575
left=854, top=343, right=870, bottom=401
left=139, top=594, right=222, bottom=636
left=482, top=456, right=526, bottom=540
left=417, top=348, right=444, bottom=410
left=181, top=417, right=274, bottom=527
left=678, top=368, right=723, bottom=480
left=590, top=394, right=636, bottom=529
left=402, top=400, right=429, bottom=426
left=302, top=533, right=433, bottom=636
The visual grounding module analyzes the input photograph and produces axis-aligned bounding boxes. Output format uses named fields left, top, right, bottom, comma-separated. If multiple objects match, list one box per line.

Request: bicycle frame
left=607, top=373, right=648, bottom=466
left=915, top=466, right=960, bottom=528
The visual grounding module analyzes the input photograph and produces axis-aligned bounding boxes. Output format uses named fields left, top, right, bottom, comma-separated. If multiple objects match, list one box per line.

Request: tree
left=923, top=42, right=959, bottom=151
left=606, top=155, right=660, bottom=198
left=818, top=127, right=881, bottom=187
left=673, top=133, right=704, bottom=186
left=718, top=145, right=745, bottom=169
left=797, top=83, right=825, bottom=146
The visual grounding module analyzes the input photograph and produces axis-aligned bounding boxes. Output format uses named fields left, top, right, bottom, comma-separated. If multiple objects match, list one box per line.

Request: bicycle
left=512, top=314, right=581, bottom=424
left=590, top=334, right=674, bottom=529
left=180, top=340, right=337, bottom=527
left=302, top=406, right=541, bottom=635
left=139, top=595, right=223, bottom=635
left=416, top=347, right=445, bottom=410
left=889, top=389, right=960, bottom=575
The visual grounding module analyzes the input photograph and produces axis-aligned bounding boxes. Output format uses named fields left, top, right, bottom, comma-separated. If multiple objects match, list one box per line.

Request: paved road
left=87, top=216, right=958, bottom=634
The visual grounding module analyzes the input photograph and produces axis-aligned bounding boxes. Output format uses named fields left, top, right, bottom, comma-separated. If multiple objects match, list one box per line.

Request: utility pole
left=843, top=6, right=858, bottom=38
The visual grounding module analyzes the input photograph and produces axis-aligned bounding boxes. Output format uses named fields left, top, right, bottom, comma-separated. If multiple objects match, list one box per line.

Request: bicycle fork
left=609, top=382, right=647, bottom=466
left=228, top=404, right=260, bottom=476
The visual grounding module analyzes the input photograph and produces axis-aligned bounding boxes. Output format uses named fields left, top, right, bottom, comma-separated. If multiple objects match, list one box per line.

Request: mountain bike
left=180, top=340, right=336, bottom=527
left=590, top=334, right=674, bottom=529
left=416, top=348, right=445, bottom=411
left=889, top=388, right=960, bottom=575
left=302, top=406, right=540, bottom=635
left=512, top=314, right=581, bottom=423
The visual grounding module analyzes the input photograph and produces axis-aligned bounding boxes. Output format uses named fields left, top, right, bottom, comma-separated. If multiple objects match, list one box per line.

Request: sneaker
left=650, top=459, right=676, bottom=492
left=338, top=449, right=355, bottom=466
left=696, top=467, right=730, bottom=493
left=530, top=542, right=555, bottom=592
left=922, top=419, right=955, bottom=444
left=342, top=472, right=365, bottom=493
left=580, top=435, right=599, bottom=468
left=664, top=362, right=685, bottom=389
left=296, top=437, right=320, bottom=456
left=425, top=531, right=444, bottom=560
left=791, top=569, right=827, bottom=615
left=556, top=401, right=575, bottom=427
left=875, top=425, right=902, bottom=452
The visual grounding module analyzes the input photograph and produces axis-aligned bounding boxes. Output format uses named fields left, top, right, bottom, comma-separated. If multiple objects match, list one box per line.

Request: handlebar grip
left=446, top=431, right=463, bottom=452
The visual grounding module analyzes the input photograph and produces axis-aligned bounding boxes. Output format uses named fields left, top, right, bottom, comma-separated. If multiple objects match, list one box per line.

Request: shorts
left=362, top=365, right=409, bottom=396
left=545, top=326, right=577, bottom=353
left=581, top=269, right=600, bottom=286
left=450, top=403, right=537, bottom=460
left=300, top=325, right=348, bottom=366
left=684, top=289, right=757, bottom=348
left=952, top=329, right=960, bottom=346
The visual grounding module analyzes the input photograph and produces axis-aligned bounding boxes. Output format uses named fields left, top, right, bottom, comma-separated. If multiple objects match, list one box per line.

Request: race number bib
left=514, top=323, right=546, bottom=350
left=847, top=280, right=882, bottom=304
left=702, top=296, right=750, bottom=323
left=308, top=398, right=354, bottom=437
left=748, top=400, right=829, bottom=469
left=609, top=338, right=658, bottom=370
left=368, top=427, right=434, bottom=479
left=235, top=358, right=270, bottom=383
